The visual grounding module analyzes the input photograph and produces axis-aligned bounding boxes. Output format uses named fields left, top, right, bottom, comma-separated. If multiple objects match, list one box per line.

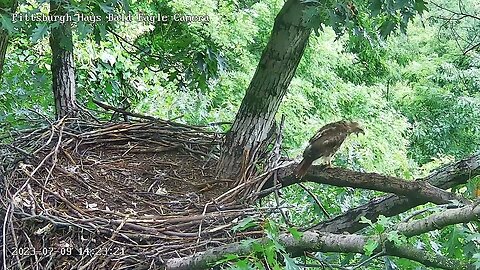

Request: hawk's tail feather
left=295, top=159, right=313, bottom=179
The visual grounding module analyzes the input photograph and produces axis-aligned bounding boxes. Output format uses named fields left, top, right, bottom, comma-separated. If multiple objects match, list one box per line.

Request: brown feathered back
left=295, top=120, right=363, bottom=178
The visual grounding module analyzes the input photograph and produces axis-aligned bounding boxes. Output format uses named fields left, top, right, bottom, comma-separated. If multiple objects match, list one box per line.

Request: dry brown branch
left=261, top=164, right=467, bottom=205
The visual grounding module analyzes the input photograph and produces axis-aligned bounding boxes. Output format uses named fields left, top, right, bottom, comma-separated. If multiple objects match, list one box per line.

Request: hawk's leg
left=324, top=156, right=332, bottom=167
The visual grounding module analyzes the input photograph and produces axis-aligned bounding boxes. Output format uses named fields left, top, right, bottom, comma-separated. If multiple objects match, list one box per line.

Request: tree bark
left=0, top=0, right=18, bottom=81
left=50, top=0, right=77, bottom=119
left=218, top=0, right=311, bottom=179
left=262, top=166, right=463, bottom=204
left=396, top=203, right=480, bottom=237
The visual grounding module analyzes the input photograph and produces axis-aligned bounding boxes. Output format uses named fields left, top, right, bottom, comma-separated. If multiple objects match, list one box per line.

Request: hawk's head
left=345, top=121, right=364, bottom=135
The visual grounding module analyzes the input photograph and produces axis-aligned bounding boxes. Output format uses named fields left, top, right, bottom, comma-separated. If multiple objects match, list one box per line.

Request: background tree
left=49, top=0, right=78, bottom=118
left=429, top=0, right=480, bottom=54
left=0, top=0, right=17, bottom=81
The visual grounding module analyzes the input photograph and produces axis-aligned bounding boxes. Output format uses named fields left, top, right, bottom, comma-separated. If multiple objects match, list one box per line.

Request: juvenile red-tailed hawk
left=295, top=120, right=364, bottom=178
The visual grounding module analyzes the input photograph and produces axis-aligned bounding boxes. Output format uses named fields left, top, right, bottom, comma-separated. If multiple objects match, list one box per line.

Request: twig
left=298, top=183, right=331, bottom=219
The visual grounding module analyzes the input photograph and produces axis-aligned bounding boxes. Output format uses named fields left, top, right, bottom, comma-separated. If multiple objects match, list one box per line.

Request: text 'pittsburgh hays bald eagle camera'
left=295, top=120, right=364, bottom=178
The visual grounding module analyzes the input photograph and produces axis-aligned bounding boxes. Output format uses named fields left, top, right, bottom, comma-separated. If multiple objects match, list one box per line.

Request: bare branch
left=464, top=42, right=480, bottom=55
left=263, top=165, right=464, bottom=204
left=431, top=1, right=480, bottom=21
left=429, top=1, right=480, bottom=54
left=397, top=202, right=480, bottom=237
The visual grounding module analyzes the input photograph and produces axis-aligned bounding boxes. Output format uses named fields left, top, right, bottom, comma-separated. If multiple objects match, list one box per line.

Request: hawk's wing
left=297, top=121, right=350, bottom=177
left=305, top=121, right=348, bottom=159
left=308, top=121, right=346, bottom=143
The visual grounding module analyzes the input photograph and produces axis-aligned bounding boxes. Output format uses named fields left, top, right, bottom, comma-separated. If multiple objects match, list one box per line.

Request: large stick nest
left=1, top=118, right=267, bottom=269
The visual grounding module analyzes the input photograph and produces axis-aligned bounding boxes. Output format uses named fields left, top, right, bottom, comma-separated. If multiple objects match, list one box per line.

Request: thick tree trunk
left=218, top=0, right=311, bottom=179
left=49, top=0, right=77, bottom=119
left=0, top=0, right=18, bottom=81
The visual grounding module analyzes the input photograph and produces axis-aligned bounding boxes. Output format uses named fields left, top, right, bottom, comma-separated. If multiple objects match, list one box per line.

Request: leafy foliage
left=303, top=0, right=428, bottom=41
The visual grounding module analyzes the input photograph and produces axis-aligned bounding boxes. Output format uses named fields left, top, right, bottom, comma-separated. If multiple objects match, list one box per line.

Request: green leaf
left=414, top=0, right=428, bottom=14
left=77, top=21, right=92, bottom=39
left=369, top=0, right=383, bottom=16
left=473, top=253, right=480, bottom=269
left=379, top=19, right=397, bottom=38
left=359, top=216, right=374, bottom=227
left=234, top=259, right=250, bottom=269
left=374, top=223, right=385, bottom=234
left=265, top=219, right=280, bottom=239
left=232, top=216, right=257, bottom=233
left=254, top=261, right=266, bottom=270
left=213, top=253, right=239, bottom=265
left=363, top=239, right=379, bottom=256
left=374, top=215, right=390, bottom=233
left=93, top=26, right=101, bottom=44
left=284, top=255, right=300, bottom=270
left=0, top=13, right=14, bottom=33
left=31, top=23, right=48, bottom=42
left=265, top=244, right=277, bottom=265
left=5, top=114, right=15, bottom=123
left=240, top=239, right=256, bottom=248
left=446, top=226, right=463, bottom=257
left=98, top=3, right=114, bottom=13
left=272, top=239, right=286, bottom=253
left=387, top=230, right=407, bottom=245
left=121, top=0, right=130, bottom=12
left=394, top=0, right=410, bottom=10
left=93, top=24, right=107, bottom=44
left=288, top=227, right=303, bottom=240
left=251, top=241, right=264, bottom=253
left=105, top=83, right=113, bottom=95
